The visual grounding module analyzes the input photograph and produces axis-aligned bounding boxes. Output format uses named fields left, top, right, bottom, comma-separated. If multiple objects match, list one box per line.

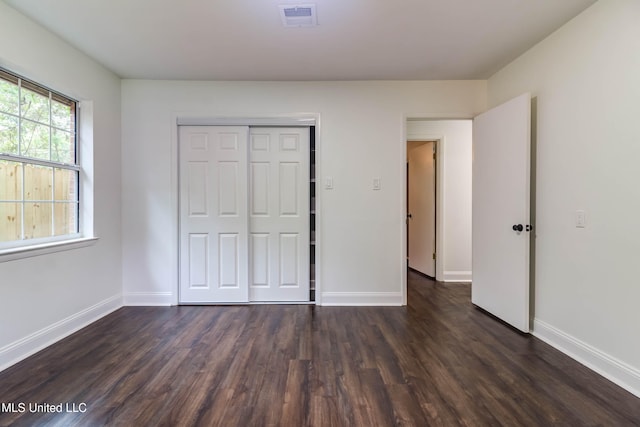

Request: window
left=0, top=68, right=79, bottom=249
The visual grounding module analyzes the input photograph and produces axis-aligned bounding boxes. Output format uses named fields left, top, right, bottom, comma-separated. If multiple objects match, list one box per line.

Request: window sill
left=0, top=237, right=99, bottom=263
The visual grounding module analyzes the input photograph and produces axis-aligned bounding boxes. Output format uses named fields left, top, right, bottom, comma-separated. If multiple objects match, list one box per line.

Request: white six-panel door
left=179, top=126, right=249, bottom=303
left=249, top=128, right=309, bottom=302
left=179, top=125, right=310, bottom=304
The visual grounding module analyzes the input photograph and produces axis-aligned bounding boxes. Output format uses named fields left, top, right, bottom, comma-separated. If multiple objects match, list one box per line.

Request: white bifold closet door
left=179, top=125, right=309, bottom=304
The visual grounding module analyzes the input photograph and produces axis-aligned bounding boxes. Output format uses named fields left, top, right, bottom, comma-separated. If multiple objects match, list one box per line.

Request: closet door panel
left=279, top=233, right=299, bottom=287
left=249, top=128, right=309, bottom=302
left=188, top=233, right=209, bottom=288
left=250, top=162, right=270, bottom=216
left=179, top=126, right=249, bottom=303
left=250, top=233, right=270, bottom=287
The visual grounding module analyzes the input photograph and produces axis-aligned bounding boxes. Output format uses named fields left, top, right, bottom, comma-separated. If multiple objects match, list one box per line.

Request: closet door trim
left=177, top=117, right=316, bottom=127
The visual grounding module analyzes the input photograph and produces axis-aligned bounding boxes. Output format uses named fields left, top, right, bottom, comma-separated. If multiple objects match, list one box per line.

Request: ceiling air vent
left=279, top=4, right=317, bottom=27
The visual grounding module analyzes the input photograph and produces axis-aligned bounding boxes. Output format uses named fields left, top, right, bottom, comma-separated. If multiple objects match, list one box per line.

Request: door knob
left=512, top=224, right=523, bottom=232
left=407, top=213, right=412, bottom=219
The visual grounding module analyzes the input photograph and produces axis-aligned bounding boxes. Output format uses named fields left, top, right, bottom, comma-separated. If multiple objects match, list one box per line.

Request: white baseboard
left=320, top=292, right=403, bottom=306
left=533, top=319, right=640, bottom=398
left=0, top=294, right=122, bottom=373
left=123, top=292, right=173, bottom=306
left=442, top=270, right=472, bottom=282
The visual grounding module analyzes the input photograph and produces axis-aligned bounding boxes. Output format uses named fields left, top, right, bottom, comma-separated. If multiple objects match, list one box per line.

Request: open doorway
left=403, top=119, right=473, bottom=294
left=407, top=140, right=437, bottom=278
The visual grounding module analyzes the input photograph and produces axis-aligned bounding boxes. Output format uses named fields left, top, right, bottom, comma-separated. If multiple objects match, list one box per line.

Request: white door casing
left=472, top=93, right=531, bottom=332
left=179, top=126, right=249, bottom=303
left=408, top=141, right=436, bottom=277
left=249, top=128, right=310, bottom=302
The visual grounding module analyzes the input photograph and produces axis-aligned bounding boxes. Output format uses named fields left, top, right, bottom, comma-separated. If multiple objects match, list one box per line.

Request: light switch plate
left=324, top=176, right=333, bottom=190
left=373, top=177, right=381, bottom=190
left=576, top=210, right=586, bottom=228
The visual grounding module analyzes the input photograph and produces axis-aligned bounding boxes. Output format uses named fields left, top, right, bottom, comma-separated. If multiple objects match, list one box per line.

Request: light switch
left=575, top=210, right=586, bottom=228
left=324, top=176, right=333, bottom=190
left=373, top=177, right=381, bottom=190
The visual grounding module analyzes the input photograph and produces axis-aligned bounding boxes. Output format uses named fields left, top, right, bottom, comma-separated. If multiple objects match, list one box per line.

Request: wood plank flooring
left=1, top=271, right=639, bottom=426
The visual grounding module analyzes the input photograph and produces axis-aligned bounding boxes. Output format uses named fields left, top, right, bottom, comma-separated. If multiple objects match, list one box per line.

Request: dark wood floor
left=1, top=272, right=639, bottom=426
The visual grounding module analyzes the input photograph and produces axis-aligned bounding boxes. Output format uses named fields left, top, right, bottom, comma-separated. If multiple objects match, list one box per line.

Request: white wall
left=121, top=80, right=486, bottom=305
left=407, top=120, right=472, bottom=282
left=488, top=0, right=640, bottom=395
left=0, top=3, right=122, bottom=370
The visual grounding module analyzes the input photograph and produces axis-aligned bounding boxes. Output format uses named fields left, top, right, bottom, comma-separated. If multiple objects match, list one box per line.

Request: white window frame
left=0, top=68, right=97, bottom=262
